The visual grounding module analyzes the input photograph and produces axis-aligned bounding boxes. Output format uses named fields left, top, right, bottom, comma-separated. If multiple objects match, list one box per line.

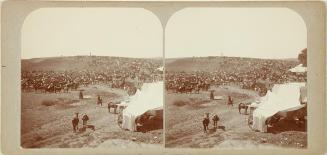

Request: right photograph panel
left=164, top=8, right=307, bottom=148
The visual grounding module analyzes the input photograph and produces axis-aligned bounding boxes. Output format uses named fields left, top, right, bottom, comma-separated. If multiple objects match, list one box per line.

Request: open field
left=165, top=56, right=298, bottom=73
left=21, top=84, right=162, bottom=148
left=22, top=56, right=162, bottom=72
left=165, top=86, right=307, bottom=148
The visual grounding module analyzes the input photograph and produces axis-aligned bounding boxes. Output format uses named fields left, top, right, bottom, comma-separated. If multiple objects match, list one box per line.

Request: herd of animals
left=21, top=57, right=163, bottom=94
left=166, top=58, right=306, bottom=96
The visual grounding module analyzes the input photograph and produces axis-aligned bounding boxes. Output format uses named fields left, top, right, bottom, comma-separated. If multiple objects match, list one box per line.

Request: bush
left=41, top=99, right=56, bottom=106
left=173, top=100, right=187, bottom=107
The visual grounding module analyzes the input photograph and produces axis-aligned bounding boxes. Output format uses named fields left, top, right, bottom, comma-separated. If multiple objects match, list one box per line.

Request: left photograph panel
left=21, top=8, right=163, bottom=148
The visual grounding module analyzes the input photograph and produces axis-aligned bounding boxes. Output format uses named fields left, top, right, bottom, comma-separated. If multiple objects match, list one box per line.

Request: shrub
left=41, top=99, right=56, bottom=106
left=173, top=100, right=187, bottom=107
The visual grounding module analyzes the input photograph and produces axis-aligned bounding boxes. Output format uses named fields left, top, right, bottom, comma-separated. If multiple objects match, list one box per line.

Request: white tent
left=289, top=64, right=307, bottom=73
left=156, top=66, right=164, bottom=72
left=122, top=81, right=163, bottom=131
left=251, top=82, right=306, bottom=132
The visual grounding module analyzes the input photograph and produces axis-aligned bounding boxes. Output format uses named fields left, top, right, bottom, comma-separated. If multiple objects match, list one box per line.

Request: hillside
left=165, top=56, right=299, bottom=73
left=21, top=56, right=163, bottom=71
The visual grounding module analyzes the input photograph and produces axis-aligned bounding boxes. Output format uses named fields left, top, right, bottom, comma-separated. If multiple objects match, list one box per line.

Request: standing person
left=210, top=90, right=214, bottom=100
left=72, top=112, right=79, bottom=132
left=227, top=95, right=233, bottom=107
left=212, top=114, right=220, bottom=128
left=97, top=95, right=102, bottom=106
left=79, top=90, right=83, bottom=99
left=82, top=114, right=89, bottom=126
left=107, top=102, right=112, bottom=113
left=202, top=113, right=210, bottom=133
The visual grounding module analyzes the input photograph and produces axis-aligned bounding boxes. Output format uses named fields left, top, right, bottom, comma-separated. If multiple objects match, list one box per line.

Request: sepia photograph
left=20, top=8, right=163, bottom=148
left=165, top=8, right=307, bottom=148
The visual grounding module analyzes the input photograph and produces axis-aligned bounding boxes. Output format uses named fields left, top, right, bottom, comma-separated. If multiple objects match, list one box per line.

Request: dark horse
left=72, top=113, right=79, bottom=132
left=238, top=103, right=249, bottom=114
left=202, top=117, right=210, bottom=133
left=108, top=102, right=118, bottom=113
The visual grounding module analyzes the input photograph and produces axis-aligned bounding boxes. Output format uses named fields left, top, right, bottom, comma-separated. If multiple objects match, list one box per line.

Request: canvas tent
left=251, top=82, right=306, bottom=132
left=300, top=85, right=307, bottom=104
left=289, top=64, right=307, bottom=73
left=156, top=66, right=164, bottom=72
left=122, top=81, right=163, bottom=131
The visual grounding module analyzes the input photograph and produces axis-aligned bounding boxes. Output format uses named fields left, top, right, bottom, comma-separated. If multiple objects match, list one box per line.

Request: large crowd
left=21, top=57, right=163, bottom=95
left=166, top=58, right=306, bottom=96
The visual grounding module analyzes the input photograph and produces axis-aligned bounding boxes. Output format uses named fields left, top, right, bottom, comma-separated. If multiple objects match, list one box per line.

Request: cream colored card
left=1, top=1, right=326, bottom=155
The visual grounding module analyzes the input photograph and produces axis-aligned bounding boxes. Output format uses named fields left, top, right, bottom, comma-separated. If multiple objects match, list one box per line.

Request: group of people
left=95, top=95, right=119, bottom=114
left=203, top=95, right=234, bottom=133
left=72, top=112, right=92, bottom=132
left=166, top=57, right=306, bottom=95
left=202, top=113, right=220, bottom=133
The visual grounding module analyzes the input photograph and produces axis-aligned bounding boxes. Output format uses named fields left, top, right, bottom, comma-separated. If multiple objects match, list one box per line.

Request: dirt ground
left=21, top=85, right=163, bottom=148
left=165, top=85, right=307, bottom=148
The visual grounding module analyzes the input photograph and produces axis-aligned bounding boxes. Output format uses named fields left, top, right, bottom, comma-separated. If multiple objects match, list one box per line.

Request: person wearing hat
left=227, top=95, right=233, bottom=107
left=210, top=90, right=214, bottom=100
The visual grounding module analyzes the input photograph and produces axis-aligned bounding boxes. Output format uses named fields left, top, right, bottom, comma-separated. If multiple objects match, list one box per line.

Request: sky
left=165, top=8, right=307, bottom=59
left=22, top=7, right=307, bottom=60
left=22, top=8, right=163, bottom=59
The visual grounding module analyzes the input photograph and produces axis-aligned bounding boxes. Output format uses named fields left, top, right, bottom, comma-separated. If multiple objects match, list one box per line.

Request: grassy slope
left=165, top=57, right=298, bottom=73
left=22, top=56, right=163, bottom=71
left=21, top=85, right=163, bottom=148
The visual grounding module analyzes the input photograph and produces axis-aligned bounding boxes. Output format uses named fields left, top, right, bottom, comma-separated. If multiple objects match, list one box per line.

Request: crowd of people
left=21, top=57, right=163, bottom=95
left=166, top=57, right=306, bottom=95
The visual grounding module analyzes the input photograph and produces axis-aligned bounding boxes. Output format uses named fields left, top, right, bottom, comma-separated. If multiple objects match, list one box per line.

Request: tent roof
left=254, top=82, right=305, bottom=117
left=252, top=82, right=306, bottom=132
left=156, top=66, right=164, bottom=71
left=289, top=64, right=307, bottom=73
left=300, top=86, right=307, bottom=103
left=123, top=81, right=163, bottom=117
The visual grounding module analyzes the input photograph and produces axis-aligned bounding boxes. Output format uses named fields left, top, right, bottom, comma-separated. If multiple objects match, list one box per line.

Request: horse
left=238, top=103, right=249, bottom=114
left=63, top=84, right=69, bottom=93
left=54, top=84, right=62, bottom=93
left=194, top=85, right=200, bottom=94
left=185, top=85, right=193, bottom=94
left=108, top=102, right=118, bottom=113
left=72, top=114, right=79, bottom=132
left=45, top=84, right=55, bottom=93
left=202, top=117, right=210, bottom=133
